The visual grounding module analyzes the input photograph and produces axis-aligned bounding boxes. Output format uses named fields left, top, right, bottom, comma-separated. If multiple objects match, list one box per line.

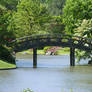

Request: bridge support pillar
left=33, top=48, right=37, bottom=68
left=70, top=48, right=75, bottom=66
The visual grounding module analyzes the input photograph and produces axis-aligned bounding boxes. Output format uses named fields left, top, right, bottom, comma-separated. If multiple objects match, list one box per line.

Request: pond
left=0, top=54, right=92, bottom=92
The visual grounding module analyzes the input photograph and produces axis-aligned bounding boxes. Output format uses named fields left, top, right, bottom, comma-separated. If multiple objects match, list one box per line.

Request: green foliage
left=22, top=88, right=33, bottom=92
left=63, top=0, right=92, bottom=34
left=10, top=0, right=51, bottom=38
left=0, top=4, right=15, bottom=64
left=0, top=45, right=15, bottom=64
left=75, top=19, right=92, bottom=62
left=0, top=6, right=14, bottom=45
left=63, top=0, right=92, bottom=62
left=43, top=46, right=52, bottom=53
left=0, top=0, right=19, bottom=10
left=75, top=50, right=92, bottom=63
left=74, top=19, right=92, bottom=38
left=41, top=0, right=65, bottom=15
left=49, top=16, right=65, bottom=34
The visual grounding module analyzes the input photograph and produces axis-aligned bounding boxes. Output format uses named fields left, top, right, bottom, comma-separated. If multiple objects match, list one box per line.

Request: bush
left=43, top=46, right=52, bottom=53
left=0, top=45, right=15, bottom=64
left=74, top=19, right=92, bottom=62
left=74, top=19, right=92, bottom=38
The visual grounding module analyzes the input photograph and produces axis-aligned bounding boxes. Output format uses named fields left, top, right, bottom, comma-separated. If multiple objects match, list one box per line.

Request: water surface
left=0, top=54, right=92, bottom=92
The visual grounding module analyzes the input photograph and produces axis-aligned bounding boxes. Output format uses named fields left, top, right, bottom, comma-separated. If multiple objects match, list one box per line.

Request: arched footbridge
left=8, top=33, right=92, bottom=68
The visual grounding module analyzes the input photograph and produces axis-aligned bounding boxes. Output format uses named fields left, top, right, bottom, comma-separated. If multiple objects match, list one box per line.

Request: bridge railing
left=11, top=33, right=92, bottom=42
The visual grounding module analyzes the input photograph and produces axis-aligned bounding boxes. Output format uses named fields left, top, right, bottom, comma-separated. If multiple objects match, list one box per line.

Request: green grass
left=56, top=48, right=70, bottom=55
left=18, top=48, right=70, bottom=55
left=18, top=49, right=45, bottom=55
left=0, top=60, right=16, bottom=69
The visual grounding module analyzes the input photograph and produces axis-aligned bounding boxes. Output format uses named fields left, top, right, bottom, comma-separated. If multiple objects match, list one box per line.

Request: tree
left=48, top=16, right=65, bottom=34
left=0, top=5, right=14, bottom=45
left=10, top=0, right=51, bottom=38
left=63, top=0, right=92, bottom=34
left=62, top=0, right=92, bottom=63
left=0, top=5, right=15, bottom=64
left=41, top=0, right=65, bottom=16
left=40, top=0, right=65, bottom=34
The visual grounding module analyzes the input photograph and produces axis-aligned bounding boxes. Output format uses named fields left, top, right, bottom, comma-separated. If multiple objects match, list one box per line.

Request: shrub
left=74, top=19, right=92, bottom=62
left=0, top=45, right=15, bottom=64
left=43, top=46, right=52, bottom=53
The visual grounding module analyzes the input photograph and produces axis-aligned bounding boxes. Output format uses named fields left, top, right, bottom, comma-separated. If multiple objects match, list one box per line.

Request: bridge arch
left=9, top=34, right=92, bottom=68
left=11, top=33, right=92, bottom=52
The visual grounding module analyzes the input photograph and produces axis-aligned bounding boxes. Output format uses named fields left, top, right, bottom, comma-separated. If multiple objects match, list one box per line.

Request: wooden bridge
left=8, top=33, right=92, bottom=68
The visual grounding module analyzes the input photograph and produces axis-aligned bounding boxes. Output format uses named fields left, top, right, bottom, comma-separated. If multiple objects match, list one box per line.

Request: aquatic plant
left=22, top=88, right=34, bottom=92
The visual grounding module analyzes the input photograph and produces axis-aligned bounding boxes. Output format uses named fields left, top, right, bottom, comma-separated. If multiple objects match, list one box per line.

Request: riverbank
left=18, top=48, right=70, bottom=55
left=0, top=60, right=16, bottom=70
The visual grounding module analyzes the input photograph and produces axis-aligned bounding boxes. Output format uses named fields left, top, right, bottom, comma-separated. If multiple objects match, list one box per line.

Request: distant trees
left=40, top=0, right=65, bottom=34
left=41, top=0, right=65, bottom=16
left=0, top=0, right=19, bottom=10
left=47, top=0, right=65, bottom=15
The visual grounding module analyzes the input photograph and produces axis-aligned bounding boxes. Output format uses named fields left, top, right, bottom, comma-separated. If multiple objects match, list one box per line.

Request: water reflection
left=0, top=54, right=92, bottom=92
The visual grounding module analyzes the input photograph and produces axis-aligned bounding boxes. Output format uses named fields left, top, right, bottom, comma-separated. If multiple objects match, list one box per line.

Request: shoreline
left=17, top=49, right=70, bottom=56
left=0, top=67, right=17, bottom=70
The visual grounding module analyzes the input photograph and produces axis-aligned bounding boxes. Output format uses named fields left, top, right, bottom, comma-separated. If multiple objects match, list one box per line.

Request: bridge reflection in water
left=9, top=34, right=92, bottom=68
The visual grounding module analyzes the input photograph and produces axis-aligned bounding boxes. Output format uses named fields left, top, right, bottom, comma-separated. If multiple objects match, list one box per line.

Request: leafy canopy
left=10, top=0, right=51, bottom=38
left=0, top=6, right=14, bottom=45
left=63, top=0, right=92, bottom=34
left=62, top=0, right=92, bottom=62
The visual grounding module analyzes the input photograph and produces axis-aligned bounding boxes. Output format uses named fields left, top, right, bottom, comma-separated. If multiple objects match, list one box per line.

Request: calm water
left=0, top=54, right=92, bottom=92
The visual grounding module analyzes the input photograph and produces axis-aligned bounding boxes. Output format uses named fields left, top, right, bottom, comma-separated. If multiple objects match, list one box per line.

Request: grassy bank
left=18, top=48, right=70, bottom=55
left=0, top=60, right=16, bottom=69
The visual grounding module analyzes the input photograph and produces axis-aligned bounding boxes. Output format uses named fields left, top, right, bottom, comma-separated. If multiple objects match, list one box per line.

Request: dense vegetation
left=63, top=0, right=92, bottom=62
left=0, top=0, right=92, bottom=66
left=10, top=0, right=51, bottom=37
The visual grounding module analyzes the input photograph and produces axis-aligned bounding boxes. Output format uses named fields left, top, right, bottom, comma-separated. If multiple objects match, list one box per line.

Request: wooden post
left=70, top=48, right=75, bottom=66
left=33, top=48, right=37, bottom=68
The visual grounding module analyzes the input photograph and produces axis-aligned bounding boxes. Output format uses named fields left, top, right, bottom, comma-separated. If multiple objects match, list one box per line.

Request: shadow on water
left=0, top=54, right=92, bottom=92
